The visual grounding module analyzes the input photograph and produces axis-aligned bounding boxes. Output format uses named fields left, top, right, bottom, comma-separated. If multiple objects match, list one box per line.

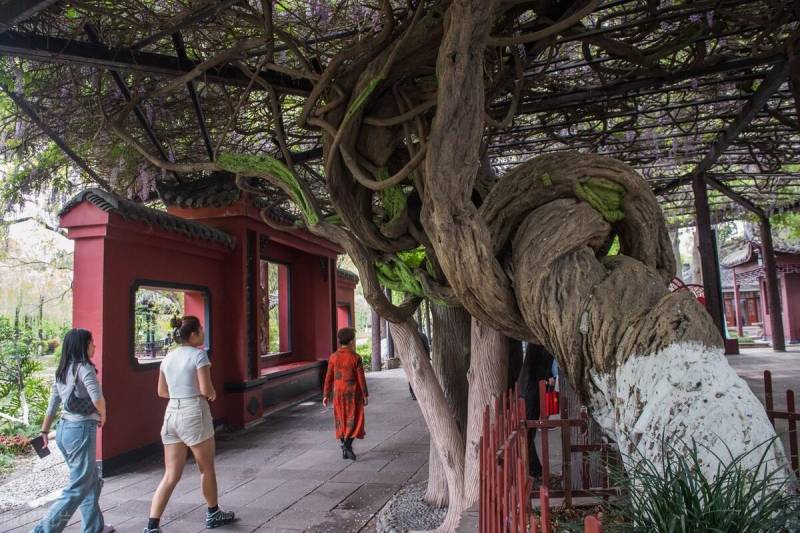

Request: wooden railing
left=480, top=370, right=799, bottom=530
left=764, top=370, right=799, bottom=477
left=479, top=383, right=606, bottom=532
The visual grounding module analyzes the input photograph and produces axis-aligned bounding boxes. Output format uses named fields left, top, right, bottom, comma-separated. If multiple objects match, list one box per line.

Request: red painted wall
left=62, top=207, right=230, bottom=463
left=782, top=273, right=800, bottom=342
left=336, top=274, right=358, bottom=332
left=61, top=195, right=358, bottom=465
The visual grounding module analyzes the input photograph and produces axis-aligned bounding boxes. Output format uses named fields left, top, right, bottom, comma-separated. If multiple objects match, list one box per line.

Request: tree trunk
left=425, top=303, right=471, bottom=507
left=390, top=320, right=466, bottom=532
left=670, top=229, right=682, bottom=278
left=507, top=339, right=523, bottom=390
left=692, top=227, right=703, bottom=284
left=463, top=318, right=507, bottom=508
left=759, top=215, right=786, bottom=352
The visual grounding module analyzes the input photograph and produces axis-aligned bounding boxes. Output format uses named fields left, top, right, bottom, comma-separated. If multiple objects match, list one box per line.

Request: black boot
left=340, top=439, right=347, bottom=459
left=345, top=439, right=356, bottom=460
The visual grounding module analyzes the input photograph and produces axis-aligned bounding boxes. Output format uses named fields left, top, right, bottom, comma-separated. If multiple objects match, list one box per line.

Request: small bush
left=0, top=434, right=31, bottom=455
left=45, top=339, right=60, bottom=354
left=356, top=340, right=372, bottom=371
left=602, top=436, right=800, bottom=532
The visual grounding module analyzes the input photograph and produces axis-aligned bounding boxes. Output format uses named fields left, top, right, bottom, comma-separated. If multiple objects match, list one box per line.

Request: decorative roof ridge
left=336, top=268, right=359, bottom=282
left=59, top=188, right=236, bottom=249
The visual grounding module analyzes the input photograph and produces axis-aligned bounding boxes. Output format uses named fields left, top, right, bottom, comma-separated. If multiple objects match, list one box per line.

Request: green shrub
left=602, top=437, right=800, bottom=532
left=356, top=339, right=372, bottom=371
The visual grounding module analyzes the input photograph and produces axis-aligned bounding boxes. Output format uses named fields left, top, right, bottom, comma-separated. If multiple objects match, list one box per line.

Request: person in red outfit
left=323, top=327, right=369, bottom=460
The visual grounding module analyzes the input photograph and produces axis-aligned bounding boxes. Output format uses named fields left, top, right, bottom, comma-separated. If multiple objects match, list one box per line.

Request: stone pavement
left=727, top=345, right=800, bottom=458
left=0, top=369, right=428, bottom=533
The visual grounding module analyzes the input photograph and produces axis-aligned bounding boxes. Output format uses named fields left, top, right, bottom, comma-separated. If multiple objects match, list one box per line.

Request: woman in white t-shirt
left=144, top=316, right=235, bottom=533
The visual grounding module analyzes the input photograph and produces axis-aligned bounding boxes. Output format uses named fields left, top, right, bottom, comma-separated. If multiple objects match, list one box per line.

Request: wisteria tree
left=1, top=0, right=797, bottom=529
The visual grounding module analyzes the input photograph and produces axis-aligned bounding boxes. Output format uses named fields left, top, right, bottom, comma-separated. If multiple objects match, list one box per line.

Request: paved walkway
left=1, top=347, right=797, bottom=533
left=0, top=369, right=428, bottom=533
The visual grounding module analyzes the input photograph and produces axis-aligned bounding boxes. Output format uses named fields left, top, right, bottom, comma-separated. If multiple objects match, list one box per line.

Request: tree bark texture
left=425, top=303, right=471, bottom=507
left=463, top=318, right=507, bottom=508
left=692, top=228, right=703, bottom=284
left=670, top=229, right=682, bottom=278
left=389, top=320, right=465, bottom=532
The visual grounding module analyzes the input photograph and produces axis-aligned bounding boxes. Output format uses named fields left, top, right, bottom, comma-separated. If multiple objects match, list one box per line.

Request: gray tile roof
left=157, top=172, right=241, bottom=209
left=336, top=269, right=359, bottom=283
left=59, top=188, right=235, bottom=249
left=721, top=240, right=800, bottom=268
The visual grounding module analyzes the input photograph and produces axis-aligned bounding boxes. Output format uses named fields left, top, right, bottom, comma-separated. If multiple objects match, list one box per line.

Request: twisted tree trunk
left=390, top=320, right=466, bottom=532
left=464, top=319, right=507, bottom=507
left=425, top=303, right=470, bottom=507
left=421, top=0, right=787, bottom=486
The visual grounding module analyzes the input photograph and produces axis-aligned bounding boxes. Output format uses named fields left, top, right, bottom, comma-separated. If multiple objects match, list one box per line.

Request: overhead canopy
left=1, top=0, right=799, bottom=226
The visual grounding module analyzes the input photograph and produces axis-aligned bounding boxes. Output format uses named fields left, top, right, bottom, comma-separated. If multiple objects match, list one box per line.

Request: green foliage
left=0, top=143, right=72, bottom=209
left=599, top=437, right=800, bottom=533
left=607, top=235, right=620, bottom=256
left=377, top=167, right=407, bottom=222
left=217, top=153, right=319, bottom=225
left=772, top=212, right=800, bottom=241
left=574, top=178, right=626, bottom=223
left=135, top=288, right=183, bottom=347
left=0, top=314, right=61, bottom=433
left=355, top=338, right=372, bottom=371
left=375, top=247, right=427, bottom=297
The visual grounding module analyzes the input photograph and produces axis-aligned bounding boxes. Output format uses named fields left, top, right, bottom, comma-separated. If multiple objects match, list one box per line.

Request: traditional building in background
left=721, top=240, right=800, bottom=344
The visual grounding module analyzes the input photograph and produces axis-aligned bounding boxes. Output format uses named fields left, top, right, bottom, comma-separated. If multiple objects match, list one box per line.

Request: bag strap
left=64, top=363, right=82, bottom=400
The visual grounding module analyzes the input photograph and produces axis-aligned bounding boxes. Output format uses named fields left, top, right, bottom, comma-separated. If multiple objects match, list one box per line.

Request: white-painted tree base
left=589, top=341, right=792, bottom=482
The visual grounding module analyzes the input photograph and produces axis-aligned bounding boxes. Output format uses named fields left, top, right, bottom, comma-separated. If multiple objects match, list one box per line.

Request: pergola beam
left=0, top=0, right=58, bottom=29
left=83, top=23, right=174, bottom=167
left=0, top=30, right=312, bottom=94
left=173, top=32, right=215, bottom=161
left=514, top=53, right=784, bottom=115
left=131, top=0, right=243, bottom=50
left=654, top=58, right=791, bottom=195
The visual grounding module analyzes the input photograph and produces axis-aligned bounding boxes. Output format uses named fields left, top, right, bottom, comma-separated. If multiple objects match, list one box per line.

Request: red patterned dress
left=323, top=347, right=368, bottom=439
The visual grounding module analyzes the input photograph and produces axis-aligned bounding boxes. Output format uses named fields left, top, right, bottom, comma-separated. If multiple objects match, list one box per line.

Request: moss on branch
left=574, top=178, right=626, bottom=223
left=217, top=152, right=318, bottom=225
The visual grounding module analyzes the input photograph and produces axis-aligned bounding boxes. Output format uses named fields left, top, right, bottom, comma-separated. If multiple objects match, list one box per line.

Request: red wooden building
left=721, top=240, right=800, bottom=344
left=59, top=180, right=358, bottom=473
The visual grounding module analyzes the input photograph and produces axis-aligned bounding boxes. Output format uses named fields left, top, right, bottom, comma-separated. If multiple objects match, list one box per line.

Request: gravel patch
left=376, top=482, right=446, bottom=533
left=0, top=441, right=69, bottom=513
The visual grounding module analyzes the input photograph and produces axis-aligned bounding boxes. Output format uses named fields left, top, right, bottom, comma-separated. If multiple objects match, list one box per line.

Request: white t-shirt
left=160, top=346, right=211, bottom=398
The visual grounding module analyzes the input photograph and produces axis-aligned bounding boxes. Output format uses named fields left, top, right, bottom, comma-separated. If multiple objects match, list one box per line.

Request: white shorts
left=161, top=396, right=214, bottom=446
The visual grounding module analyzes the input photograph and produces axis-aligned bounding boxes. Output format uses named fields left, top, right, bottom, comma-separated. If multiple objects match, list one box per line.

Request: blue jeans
left=34, top=420, right=105, bottom=533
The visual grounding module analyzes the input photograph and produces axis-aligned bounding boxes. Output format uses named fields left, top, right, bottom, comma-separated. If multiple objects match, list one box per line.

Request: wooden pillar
left=732, top=270, right=744, bottom=337
left=758, top=216, right=786, bottom=351
left=385, top=289, right=395, bottom=358
left=692, top=173, right=726, bottom=336
left=371, top=308, right=382, bottom=372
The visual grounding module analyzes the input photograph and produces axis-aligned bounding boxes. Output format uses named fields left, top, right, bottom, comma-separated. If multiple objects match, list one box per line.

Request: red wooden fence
left=480, top=370, right=796, bottom=530
left=479, top=383, right=604, bottom=532
left=528, top=381, right=618, bottom=506
left=764, top=370, right=799, bottom=477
